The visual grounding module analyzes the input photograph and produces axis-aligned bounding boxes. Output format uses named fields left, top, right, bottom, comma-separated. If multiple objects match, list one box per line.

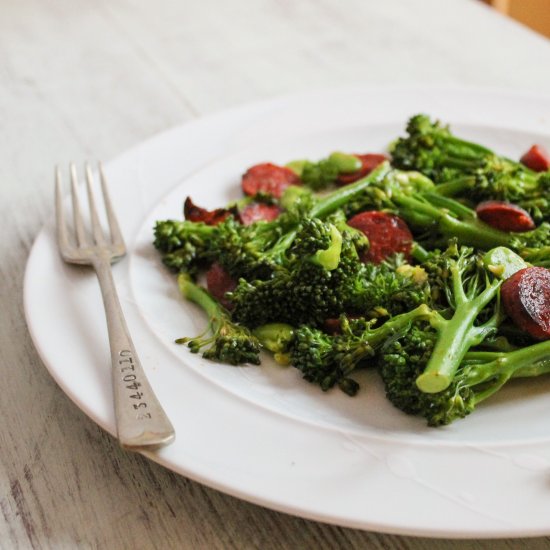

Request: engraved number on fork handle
left=94, top=257, right=175, bottom=449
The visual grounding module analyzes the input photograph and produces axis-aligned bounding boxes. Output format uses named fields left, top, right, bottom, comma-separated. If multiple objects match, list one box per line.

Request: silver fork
left=55, top=163, right=175, bottom=450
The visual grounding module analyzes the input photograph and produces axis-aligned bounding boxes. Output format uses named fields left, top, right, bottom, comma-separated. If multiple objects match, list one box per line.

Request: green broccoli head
left=229, top=229, right=365, bottom=327
left=290, top=218, right=333, bottom=257
left=348, top=255, right=431, bottom=317
left=153, top=220, right=217, bottom=274
left=390, top=114, right=490, bottom=180
left=289, top=323, right=370, bottom=396
left=176, top=274, right=261, bottom=365
left=511, top=222, right=550, bottom=265
left=182, top=322, right=262, bottom=366
left=379, top=322, right=476, bottom=426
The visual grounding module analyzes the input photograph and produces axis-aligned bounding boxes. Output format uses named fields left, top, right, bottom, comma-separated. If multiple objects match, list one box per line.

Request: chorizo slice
left=520, top=144, right=550, bottom=172
left=336, top=154, right=389, bottom=185
left=206, top=262, right=238, bottom=311
left=238, top=203, right=281, bottom=225
left=347, top=211, right=413, bottom=264
left=476, top=201, right=535, bottom=233
left=184, top=197, right=231, bottom=226
left=241, top=163, right=300, bottom=198
left=501, top=266, right=550, bottom=340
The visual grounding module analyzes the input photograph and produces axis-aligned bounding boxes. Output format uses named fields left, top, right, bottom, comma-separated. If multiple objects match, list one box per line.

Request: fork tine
left=70, top=163, right=88, bottom=246
left=98, top=163, right=125, bottom=248
left=55, top=166, right=71, bottom=253
left=85, top=163, right=106, bottom=245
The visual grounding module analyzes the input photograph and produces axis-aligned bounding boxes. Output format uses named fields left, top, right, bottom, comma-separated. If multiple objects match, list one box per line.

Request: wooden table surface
left=3, top=0, right=550, bottom=547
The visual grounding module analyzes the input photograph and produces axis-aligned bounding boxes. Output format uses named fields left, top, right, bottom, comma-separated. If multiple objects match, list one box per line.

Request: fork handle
left=94, top=258, right=175, bottom=449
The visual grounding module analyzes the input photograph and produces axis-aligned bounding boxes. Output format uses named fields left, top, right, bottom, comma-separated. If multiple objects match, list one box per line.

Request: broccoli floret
left=229, top=222, right=361, bottom=327
left=509, top=222, right=550, bottom=265
left=176, top=274, right=261, bottom=365
left=289, top=218, right=343, bottom=270
left=380, top=323, right=550, bottom=426
left=379, top=322, right=438, bottom=416
left=415, top=243, right=502, bottom=393
left=153, top=220, right=217, bottom=274
left=290, top=304, right=433, bottom=395
left=211, top=216, right=292, bottom=279
left=289, top=324, right=367, bottom=396
left=391, top=114, right=550, bottom=222
left=391, top=114, right=493, bottom=179
left=347, top=256, right=431, bottom=317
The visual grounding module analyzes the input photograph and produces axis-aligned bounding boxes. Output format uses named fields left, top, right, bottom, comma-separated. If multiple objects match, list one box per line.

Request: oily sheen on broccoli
left=153, top=118, right=550, bottom=427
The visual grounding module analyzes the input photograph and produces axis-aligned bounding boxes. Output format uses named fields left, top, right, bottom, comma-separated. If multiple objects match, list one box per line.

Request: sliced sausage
left=476, top=201, right=535, bottom=233
left=206, top=263, right=238, bottom=310
left=501, top=267, right=550, bottom=340
left=520, top=144, right=550, bottom=172
left=184, top=197, right=231, bottom=226
left=347, top=211, right=413, bottom=264
left=241, top=163, right=300, bottom=198
left=238, top=203, right=281, bottom=225
left=336, top=154, right=389, bottom=186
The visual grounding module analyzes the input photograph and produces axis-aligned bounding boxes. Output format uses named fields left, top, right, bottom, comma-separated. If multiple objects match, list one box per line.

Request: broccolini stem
left=177, top=273, right=262, bottom=365
left=465, top=340, right=550, bottom=404
left=310, top=162, right=392, bottom=218
left=497, top=339, right=550, bottom=378
left=364, top=304, right=434, bottom=348
left=178, top=273, right=224, bottom=325
left=416, top=279, right=502, bottom=393
left=463, top=350, right=505, bottom=364
left=393, top=194, right=514, bottom=250
left=422, top=193, right=476, bottom=219
left=411, top=243, right=431, bottom=263
left=432, top=176, right=478, bottom=197
left=513, top=359, right=550, bottom=379
left=437, top=155, right=484, bottom=170
left=441, top=135, right=493, bottom=158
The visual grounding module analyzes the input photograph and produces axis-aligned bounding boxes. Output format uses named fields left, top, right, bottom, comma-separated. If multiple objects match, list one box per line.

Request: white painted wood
left=2, top=0, right=550, bottom=547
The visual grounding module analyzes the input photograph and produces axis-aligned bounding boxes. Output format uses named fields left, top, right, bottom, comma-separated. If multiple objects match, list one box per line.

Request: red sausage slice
left=520, top=145, right=550, bottom=172
left=337, top=154, right=389, bottom=186
left=347, top=211, right=413, bottom=264
left=501, top=267, right=550, bottom=340
left=241, top=163, right=300, bottom=198
left=184, top=197, right=231, bottom=226
left=476, top=201, right=535, bottom=233
left=238, top=203, right=281, bottom=225
left=206, top=263, right=238, bottom=310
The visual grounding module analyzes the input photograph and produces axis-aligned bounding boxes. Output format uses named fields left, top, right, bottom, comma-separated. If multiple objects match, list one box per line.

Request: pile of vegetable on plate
left=153, top=114, right=550, bottom=426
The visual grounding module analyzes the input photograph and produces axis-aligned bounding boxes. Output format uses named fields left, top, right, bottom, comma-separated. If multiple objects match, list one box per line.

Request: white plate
left=24, top=87, right=550, bottom=538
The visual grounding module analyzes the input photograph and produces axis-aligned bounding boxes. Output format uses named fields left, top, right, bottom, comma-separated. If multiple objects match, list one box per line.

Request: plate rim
left=24, top=85, right=550, bottom=538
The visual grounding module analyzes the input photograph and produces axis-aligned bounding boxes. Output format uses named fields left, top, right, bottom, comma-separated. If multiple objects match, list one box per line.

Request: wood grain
left=2, top=0, right=550, bottom=547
